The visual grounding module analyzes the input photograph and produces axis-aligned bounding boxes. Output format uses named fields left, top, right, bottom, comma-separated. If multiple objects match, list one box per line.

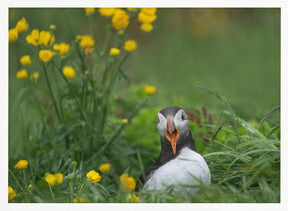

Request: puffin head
left=157, top=106, right=190, bottom=155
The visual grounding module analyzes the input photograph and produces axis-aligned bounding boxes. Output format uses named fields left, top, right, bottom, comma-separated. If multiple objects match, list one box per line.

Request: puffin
left=140, top=106, right=211, bottom=195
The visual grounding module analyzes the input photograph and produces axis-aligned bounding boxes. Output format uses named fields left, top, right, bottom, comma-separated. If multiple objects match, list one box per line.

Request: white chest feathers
left=143, top=147, right=211, bottom=195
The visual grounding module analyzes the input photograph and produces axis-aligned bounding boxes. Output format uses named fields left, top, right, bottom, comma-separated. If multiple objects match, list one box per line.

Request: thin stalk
left=48, top=184, right=55, bottom=201
left=51, top=64, right=64, bottom=121
left=50, top=62, right=97, bottom=133
left=198, top=86, right=242, bottom=145
left=42, top=63, right=63, bottom=124
left=90, top=99, right=147, bottom=161
left=63, top=8, right=87, bottom=72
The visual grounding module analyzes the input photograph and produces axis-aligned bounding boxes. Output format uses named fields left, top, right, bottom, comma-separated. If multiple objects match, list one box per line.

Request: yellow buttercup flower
left=99, top=163, right=111, bottom=173
left=49, top=24, right=56, bottom=30
left=120, top=173, right=136, bottom=191
left=39, top=30, right=54, bottom=46
left=141, top=8, right=157, bottom=16
left=144, top=85, right=156, bottom=95
left=53, top=43, right=70, bottom=55
left=9, top=28, right=18, bottom=43
left=14, top=160, right=28, bottom=170
left=39, top=49, right=53, bottom=62
left=141, top=23, right=153, bottom=32
left=45, top=173, right=64, bottom=186
left=98, top=8, right=117, bottom=17
left=26, top=29, right=40, bottom=46
left=110, top=47, right=120, bottom=56
left=128, top=193, right=140, bottom=203
left=26, top=29, right=54, bottom=46
left=78, top=35, right=95, bottom=49
left=8, top=186, right=16, bottom=201
left=124, top=40, right=137, bottom=52
left=127, top=8, right=137, bottom=11
left=30, top=72, right=39, bottom=82
left=16, top=69, right=28, bottom=80
left=122, top=118, right=129, bottom=124
left=138, top=12, right=157, bottom=24
left=120, top=173, right=128, bottom=182
left=20, top=55, right=31, bottom=66
left=15, top=17, right=28, bottom=33
left=85, top=47, right=94, bottom=55
left=73, top=197, right=86, bottom=203
left=62, top=66, right=76, bottom=79
left=85, top=8, right=95, bottom=15
left=112, top=11, right=130, bottom=30
left=86, top=170, right=101, bottom=183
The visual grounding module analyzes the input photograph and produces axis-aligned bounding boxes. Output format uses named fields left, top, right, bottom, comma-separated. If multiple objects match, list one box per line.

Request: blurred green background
left=9, top=8, right=280, bottom=155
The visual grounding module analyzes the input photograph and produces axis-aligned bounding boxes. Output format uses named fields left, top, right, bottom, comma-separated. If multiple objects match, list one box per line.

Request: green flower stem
left=69, top=180, right=73, bottom=203
left=51, top=65, right=64, bottom=120
left=63, top=9, right=87, bottom=73
left=91, top=98, right=147, bottom=160
left=42, top=63, right=63, bottom=124
left=48, top=184, right=55, bottom=201
left=51, top=63, right=97, bottom=134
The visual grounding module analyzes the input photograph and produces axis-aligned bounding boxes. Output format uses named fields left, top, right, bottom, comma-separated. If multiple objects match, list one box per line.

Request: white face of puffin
left=157, top=109, right=190, bottom=154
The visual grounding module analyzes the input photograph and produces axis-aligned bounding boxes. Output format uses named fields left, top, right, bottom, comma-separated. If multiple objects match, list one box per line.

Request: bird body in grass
left=141, top=106, right=211, bottom=195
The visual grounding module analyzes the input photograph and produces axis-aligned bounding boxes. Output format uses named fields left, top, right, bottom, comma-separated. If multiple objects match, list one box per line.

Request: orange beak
left=165, top=116, right=180, bottom=155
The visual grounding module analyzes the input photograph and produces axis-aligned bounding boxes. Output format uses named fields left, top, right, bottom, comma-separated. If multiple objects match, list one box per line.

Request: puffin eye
left=157, top=117, right=160, bottom=124
left=182, top=114, right=185, bottom=121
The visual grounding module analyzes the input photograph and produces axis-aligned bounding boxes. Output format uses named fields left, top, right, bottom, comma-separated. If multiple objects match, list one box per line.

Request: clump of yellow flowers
left=129, top=193, right=140, bottom=203
left=9, top=8, right=158, bottom=202
left=138, top=8, right=157, bottom=32
left=53, top=43, right=70, bottom=56
left=120, top=173, right=136, bottom=191
left=45, top=173, right=64, bottom=186
left=73, top=197, right=86, bottom=203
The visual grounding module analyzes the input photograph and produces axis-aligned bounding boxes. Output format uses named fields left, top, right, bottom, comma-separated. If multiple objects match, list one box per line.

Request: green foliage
left=8, top=8, right=280, bottom=203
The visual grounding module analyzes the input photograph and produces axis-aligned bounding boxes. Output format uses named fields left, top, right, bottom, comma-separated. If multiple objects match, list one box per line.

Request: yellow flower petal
left=39, top=50, right=53, bottom=62
left=85, top=8, right=95, bottom=15
left=15, top=17, right=28, bottom=33
left=20, top=55, right=31, bottom=66
left=14, top=160, right=28, bottom=170
left=16, top=69, right=28, bottom=80
left=144, top=85, right=156, bottom=95
left=9, top=28, right=18, bottom=43
left=8, top=186, right=16, bottom=201
left=62, top=66, right=76, bottom=79
left=110, top=48, right=120, bottom=56
left=73, top=197, right=86, bottom=203
left=86, top=170, right=101, bottom=183
left=124, top=40, right=137, bottom=52
left=141, top=23, right=153, bottom=32
left=99, top=163, right=111, bottom=173
left=112, top=11, right=130, bottom=30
